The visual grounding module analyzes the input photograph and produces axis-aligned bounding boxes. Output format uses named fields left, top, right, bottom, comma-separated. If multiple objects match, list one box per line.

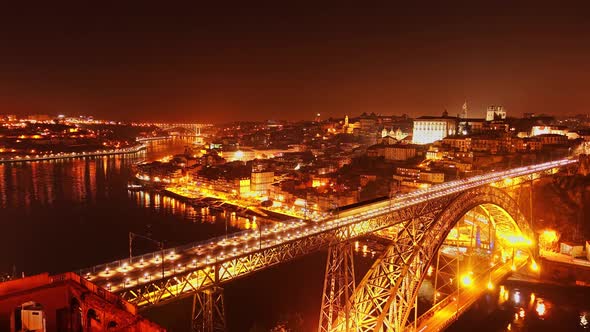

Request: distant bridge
left=79, top=158, right=577, bottom=331
left=153, top=123, right=212, bottom=136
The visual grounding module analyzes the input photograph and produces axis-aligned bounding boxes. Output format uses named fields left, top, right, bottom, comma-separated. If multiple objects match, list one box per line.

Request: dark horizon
left=0, top=3, right=589, bottom=123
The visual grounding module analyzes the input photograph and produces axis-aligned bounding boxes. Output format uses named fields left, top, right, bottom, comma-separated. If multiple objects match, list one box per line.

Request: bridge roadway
left=80, top=158, right=576, bottom=306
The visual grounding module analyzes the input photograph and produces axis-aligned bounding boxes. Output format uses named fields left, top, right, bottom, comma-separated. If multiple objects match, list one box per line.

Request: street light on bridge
left=461, top=272, right=473, bottom=287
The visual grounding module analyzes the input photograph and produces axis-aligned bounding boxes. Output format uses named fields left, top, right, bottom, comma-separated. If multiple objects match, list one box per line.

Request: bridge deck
left=79, top=158, right=576, bottom=306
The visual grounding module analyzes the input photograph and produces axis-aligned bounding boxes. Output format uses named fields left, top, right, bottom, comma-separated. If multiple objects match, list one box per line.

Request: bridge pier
left=192, top=286, right=226, bottom=332
left=318, top=241, right=356, bottom=332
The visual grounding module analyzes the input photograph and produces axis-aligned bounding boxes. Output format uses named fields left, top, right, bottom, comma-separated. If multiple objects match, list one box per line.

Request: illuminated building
left=486, top=105, right=506, bottom=121
left=458, top=118, right=486, bottom=134
left=250, top=171, right=274, bottom=197
left=471, top=135, right=509, bottom=153
left=420, top=171, right=445, bottom=183
left=536, top=134, right=568, bottom=145
left=531, top=125, right=569, bottom=137
left=393, top=167, right=444, bottom=186
left=26, top=114, right=53, bottom=122
left=412, top=111, right=458, bottom=144
left=359, top=118, right=377, bottom=132
left=193, top=176, right=251, bottom=197
left=381, top=127, right=408, bottom=141
left=442, top=136, right=472, bottom=152
left=383, top=144, right=417, bottom=161
left=135, top=161, right=185, bottom=184
left=222, top=149, right=254, bottom=161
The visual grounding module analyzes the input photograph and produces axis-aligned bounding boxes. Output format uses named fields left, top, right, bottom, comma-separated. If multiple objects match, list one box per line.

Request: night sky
left=0, top=3, right=588, bottom=122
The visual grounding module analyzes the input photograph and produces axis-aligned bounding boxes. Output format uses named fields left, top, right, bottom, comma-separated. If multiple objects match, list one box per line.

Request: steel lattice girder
left=348, top=185, right=533, bottom=332
left=192, top=287, right=226, bottom=332
left=117, top=196, right=457, bottom=307
left=319, top=241, right=357, bottom=332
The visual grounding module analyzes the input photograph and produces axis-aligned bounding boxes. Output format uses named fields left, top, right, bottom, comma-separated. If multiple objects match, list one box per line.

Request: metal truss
left=116, top=196, right=457, bottom=308
left=431, top=248, right=460, bottom=305
left=349, top=209, right=443, bottom=331
left=319, top=241, right=357, bottom=332
left=490, top=166, right=559, bottom=190
left=192, top=286, right=226, bottom=332
left=117, top=230, right=333, bottom=307
left=345, top=185, right=533, bottom=332
left=102, top=163, right=571, bottom=310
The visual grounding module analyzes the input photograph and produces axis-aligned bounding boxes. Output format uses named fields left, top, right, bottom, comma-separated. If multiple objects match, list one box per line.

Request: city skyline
left=2, top=3, right=590, bottom=331
left=0, top=3, right=589, bottom=122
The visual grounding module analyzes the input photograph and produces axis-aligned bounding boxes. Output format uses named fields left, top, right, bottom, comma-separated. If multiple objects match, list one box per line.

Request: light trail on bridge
left=79, top=158, right=576, bottom=307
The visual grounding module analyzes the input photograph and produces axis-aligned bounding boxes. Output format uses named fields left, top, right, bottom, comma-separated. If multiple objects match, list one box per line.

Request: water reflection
left=449, top=281, right=590, bottom=331
left=0, top=137, right=233, bottom=276
left=128, top=190, right=258, bottom=231
left=0, top=137, right=192, bottom=210
left=0, top=152, right=146, bottom=210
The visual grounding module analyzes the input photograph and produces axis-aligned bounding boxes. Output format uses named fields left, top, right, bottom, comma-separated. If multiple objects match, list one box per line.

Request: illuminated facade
left=531, top=125, right=568, bottom=137
left=250, top=171, right=274, bottom=197
left=412, top=115, right=457, bottom=144
left=383, top=145, right=417, bottom=161
left=486, top=105, right=506, bottom=121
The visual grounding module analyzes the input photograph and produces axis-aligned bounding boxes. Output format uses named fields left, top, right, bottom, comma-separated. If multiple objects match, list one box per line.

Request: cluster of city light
left=0, top=144, right=147, bottom=163
left=501, top=234, right=534, bottom=247
left=538, top=229, right=559, bottom=252
left=487, top=279, right=494, bottom=290
left=167, top=182, right=322, bottom=221
left=81, top=159, right=574, bottom=299
left=135, top=174, right=177, bottom=184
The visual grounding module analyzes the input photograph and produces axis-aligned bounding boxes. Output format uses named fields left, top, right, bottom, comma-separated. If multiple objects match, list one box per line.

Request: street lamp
left=128, top=232, right=165, bottom=280
left=254, top=216, right=262, bottom=251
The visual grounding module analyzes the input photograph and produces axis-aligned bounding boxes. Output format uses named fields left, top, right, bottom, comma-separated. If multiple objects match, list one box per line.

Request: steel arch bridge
left=325, top=185, right=533, bottom=332
left=154, top=123, right=212, bottom=135
left=78, top=158, right=576, bottom=331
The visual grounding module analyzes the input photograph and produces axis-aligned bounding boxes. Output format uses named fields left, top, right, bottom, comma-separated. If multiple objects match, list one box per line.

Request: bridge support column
left=318, top=241, right=356, bottom=332
left=192, top=286, right=226, bottom=332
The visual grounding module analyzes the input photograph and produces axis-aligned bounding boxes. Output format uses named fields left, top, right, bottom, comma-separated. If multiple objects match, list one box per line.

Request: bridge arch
left=349, top=185, right=535, bottom=332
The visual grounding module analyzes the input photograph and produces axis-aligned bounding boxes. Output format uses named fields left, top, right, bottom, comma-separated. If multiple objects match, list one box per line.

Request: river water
left=1, top=138, right=589, bottom=331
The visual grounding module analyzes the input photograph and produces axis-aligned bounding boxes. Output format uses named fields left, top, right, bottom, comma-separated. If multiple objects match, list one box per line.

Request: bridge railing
left=78, top=229, right=255, bottom=277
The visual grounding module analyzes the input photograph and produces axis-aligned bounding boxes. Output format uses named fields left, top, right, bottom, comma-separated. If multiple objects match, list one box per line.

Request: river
left=1, top=138, right=588, bottom=331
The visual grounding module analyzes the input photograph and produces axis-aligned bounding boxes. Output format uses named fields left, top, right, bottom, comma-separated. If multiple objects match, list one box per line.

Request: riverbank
left=0, top=143, right=147, bottom=164
left=509, top=255, right=590, bottom=288
left=162, top=187, right=297, bottom=222
left=136, top=136, right=171, bottom=142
